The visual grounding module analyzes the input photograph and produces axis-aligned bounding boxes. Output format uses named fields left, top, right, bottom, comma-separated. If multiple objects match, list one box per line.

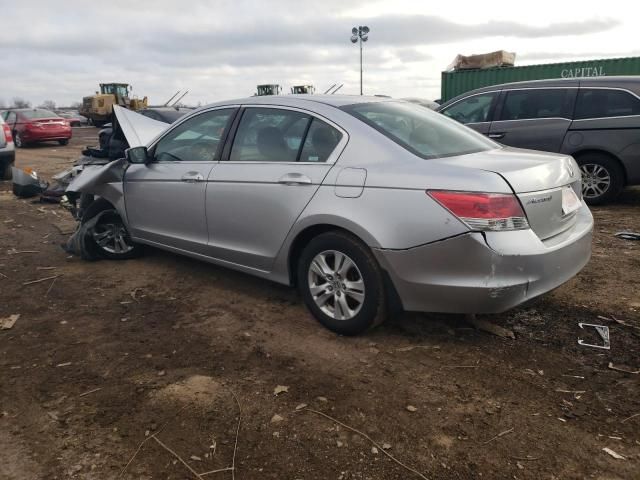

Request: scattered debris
left=371, top=447, right=379, bottom=454
left=23, top=274, right=62, bottom=286
left=300, top=408, right=427, bottom=479
left=621, top=413, right=640, bottom=424
left=0, top=314, right=20, bottom=330
left=189, top=455, right=202, bottom=462
left=78, top=387, right=102, bottom=398
left=555, top=389, right=586, bottom=394
left=614, top=231, right=640, bottom=241
left=577, top=323, right=610, bottom=350
left=406, top=405, right=418, bottom=412
left=481, top=427, right=514, bottom=445
left=608, top=362, right=639, bottom=374
left=11, top=167, right=48, bottom=198
left=295, top=403, right=308, bottom=410
left=56, top=362, right=72, bottom=367
left=316, top=396, right=328, bottom=402
left=602, top=447, right=625, bottom=460
left=271, top=414, right=284, bottom=423
left=395, top=345, right=440, bottom=352
left=7, top=249, right=40, bottom=255
left=274, top=385, right=289, bottom=396
left=45, top=276, right=58, bottom=297
left=157, top=370, right=166, bottom=377
left=466, top=315, right=515, bottom=339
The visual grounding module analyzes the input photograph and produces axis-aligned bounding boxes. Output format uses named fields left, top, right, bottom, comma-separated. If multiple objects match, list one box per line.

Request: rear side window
left=441, top=92, right=497, bottom=124
left=574, top=89, right=640, bottom=119
left=299, top=119, right=342, bottom=162
left=21, top=109, right=58, bottom=119
left=499, top=89, right=572, bottom=121
left=343, top=101, right=496, bottom=159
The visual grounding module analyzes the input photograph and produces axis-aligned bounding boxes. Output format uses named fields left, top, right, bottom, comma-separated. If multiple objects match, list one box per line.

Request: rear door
left=489, top=88, right=577, bottom=152
left=124, top=107, right=236, bottom=253
left=439, top=91, right=500, bottom=135
left=205, top=106, right=346, bottom=271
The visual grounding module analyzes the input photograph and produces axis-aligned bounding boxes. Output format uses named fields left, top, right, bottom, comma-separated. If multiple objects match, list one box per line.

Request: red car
left=0, top=109, right=72, bottom=148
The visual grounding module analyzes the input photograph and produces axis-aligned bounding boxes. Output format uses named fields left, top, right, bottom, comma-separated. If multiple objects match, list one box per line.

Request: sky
left=0, top=0, right=638, bottom=108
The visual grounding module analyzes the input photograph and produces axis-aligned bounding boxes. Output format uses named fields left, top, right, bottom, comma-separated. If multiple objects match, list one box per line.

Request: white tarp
left=113, top=105, right=168, bottom=148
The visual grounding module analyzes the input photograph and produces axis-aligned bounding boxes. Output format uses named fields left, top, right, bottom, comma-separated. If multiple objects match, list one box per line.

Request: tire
left=576, top=153, right=624, bottom=205
left=297, top=231, right=386, bottom=335
left=14, top=132, right=24, bottom=148
left=83, top=200, right=142, bottom=260
left=58, top=139, right=69, bottom=146
left=1, top=160, right=13, bottom=180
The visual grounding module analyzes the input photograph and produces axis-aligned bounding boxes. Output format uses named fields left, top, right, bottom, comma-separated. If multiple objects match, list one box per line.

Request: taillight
left=428, top=190, right=529, bottom=231
left=2, top=123, right=11, bottom=143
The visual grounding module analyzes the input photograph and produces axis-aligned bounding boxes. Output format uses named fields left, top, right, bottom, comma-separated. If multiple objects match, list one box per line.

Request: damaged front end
left=62, top=105, right=168, bottom=259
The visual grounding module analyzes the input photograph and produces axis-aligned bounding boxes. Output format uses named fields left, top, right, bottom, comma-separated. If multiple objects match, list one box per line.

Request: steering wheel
left=190, top=141, right=214, bottom=162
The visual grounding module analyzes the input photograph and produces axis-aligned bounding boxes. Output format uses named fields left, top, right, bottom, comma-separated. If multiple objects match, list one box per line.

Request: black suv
left=437, top=76, right=640, bottom=204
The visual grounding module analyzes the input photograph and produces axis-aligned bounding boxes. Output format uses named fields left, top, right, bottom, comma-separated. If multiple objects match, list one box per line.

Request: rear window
left=574, top=88, right=640, bottom=119
left=342, top=101, right=496, bottom=159
left=21, top=109, right=58, bottom=119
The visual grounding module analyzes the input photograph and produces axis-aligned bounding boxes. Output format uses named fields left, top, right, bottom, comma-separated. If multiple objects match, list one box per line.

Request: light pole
left=350, top=26, right=370, bottom=95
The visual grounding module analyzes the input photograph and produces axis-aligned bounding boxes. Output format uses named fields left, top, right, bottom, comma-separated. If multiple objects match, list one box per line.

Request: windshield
left=342, top=101, right=497, bottom=159
left=21, top=109, right=58, bottom=119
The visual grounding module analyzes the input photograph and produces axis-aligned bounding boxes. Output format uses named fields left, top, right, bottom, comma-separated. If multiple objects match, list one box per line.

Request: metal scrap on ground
left=0, top=314, right=20, bottom=330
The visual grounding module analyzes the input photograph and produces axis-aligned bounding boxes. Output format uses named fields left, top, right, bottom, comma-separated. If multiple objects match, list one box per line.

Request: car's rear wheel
left=576, top=153, right=624, bottom=205
left=14, top=132, right=24, bottom=148
left=297, top=231, right=386, bottom=335
left=58, top=139, right=69, bottom=146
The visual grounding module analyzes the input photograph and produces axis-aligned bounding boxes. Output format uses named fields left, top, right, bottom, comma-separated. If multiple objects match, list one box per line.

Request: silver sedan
left=66, top=95, right=593, bottom=335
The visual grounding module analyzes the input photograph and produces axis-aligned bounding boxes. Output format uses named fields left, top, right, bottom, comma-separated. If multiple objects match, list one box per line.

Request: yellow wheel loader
left=80, top=83, right=148, bottom=127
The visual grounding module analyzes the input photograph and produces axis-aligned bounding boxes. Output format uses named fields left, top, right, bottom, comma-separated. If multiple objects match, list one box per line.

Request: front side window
left=153, top=108, right=234, bottom=162
left=574, top=88, right=640, bottom=119
left=230, top=108, right=311, bottom=162
left=441, top=92, right=497, bottom=124
left=344, top=101, right=496, bottom=159
left=499, top=89, right=572, bottom=121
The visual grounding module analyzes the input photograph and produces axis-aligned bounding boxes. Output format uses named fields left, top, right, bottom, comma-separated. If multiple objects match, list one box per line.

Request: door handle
left=278, top=173, right=312, bottom=185
left=488, top=133, right=505, bottom=139
left=181, top=172, right=204, bottom=183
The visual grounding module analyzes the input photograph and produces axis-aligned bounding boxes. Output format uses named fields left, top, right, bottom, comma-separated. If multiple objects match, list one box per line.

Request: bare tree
left=40, top=99, right=56, bottom=110
left=12, top=97, right=31, bottom=108
left=70, top=101, right=82, bottom=109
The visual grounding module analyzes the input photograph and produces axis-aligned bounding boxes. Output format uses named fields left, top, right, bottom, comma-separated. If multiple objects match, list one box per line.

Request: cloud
left=0, top=1, right=624, bottom=105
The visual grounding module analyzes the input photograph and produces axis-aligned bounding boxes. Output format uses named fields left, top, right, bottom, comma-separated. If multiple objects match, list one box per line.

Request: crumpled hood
left=113, top=105, right=168, bottom=147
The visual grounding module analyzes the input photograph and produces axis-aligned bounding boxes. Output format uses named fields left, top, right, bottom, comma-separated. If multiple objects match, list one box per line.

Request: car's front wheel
left=297, top=231, right=386, bottom=335
left=576, top=153, right=624, bottom=205
left=1, top=160, right=13, bottom=180
left=80, top=202, right=142, bottom=260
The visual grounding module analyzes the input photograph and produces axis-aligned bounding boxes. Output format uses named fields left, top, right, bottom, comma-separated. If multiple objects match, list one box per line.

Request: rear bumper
left=22, top=128, right=72, bottom=142
left=374, top=203, right=593, bottom=314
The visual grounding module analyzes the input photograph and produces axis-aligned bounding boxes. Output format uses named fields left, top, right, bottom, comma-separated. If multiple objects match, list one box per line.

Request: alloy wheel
left=91, top=221, right=135, bottom=255
left=307, top=250, right=365, bottom=320
left=580, top=163, right=611, bottom=200
left=14, top=133, right=23, bottom=148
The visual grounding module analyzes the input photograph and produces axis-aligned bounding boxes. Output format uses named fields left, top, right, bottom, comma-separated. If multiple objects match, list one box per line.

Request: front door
left=205, top=107, right=345, bottom=271
left=440, top=91, right=499, bottom=135
left=124, top=108, right=236, bottom=254
left=489, top=88, right=576, bottom=152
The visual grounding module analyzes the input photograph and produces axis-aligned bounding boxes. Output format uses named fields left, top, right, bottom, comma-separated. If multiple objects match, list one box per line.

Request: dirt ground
left=1, top=128, right=639, bottom=480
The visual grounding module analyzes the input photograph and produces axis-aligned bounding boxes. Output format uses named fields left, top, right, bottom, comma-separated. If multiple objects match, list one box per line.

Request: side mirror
left=125, top=146, right=150, bottom=165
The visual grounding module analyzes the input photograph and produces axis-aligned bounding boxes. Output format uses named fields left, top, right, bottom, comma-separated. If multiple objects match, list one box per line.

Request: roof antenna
left=163, top=91, right=181, bottom=106
left=323, top=84, right=337, bottom=94
left=171, top=91, right=189, bottom=107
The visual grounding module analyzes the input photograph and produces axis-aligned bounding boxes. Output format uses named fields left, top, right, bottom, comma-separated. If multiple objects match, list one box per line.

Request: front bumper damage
left=374, top=203, right=593, bottom=314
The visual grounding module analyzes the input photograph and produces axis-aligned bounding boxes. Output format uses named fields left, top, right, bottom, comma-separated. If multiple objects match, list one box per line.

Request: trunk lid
left=432, top=147, right=582, bottom=240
